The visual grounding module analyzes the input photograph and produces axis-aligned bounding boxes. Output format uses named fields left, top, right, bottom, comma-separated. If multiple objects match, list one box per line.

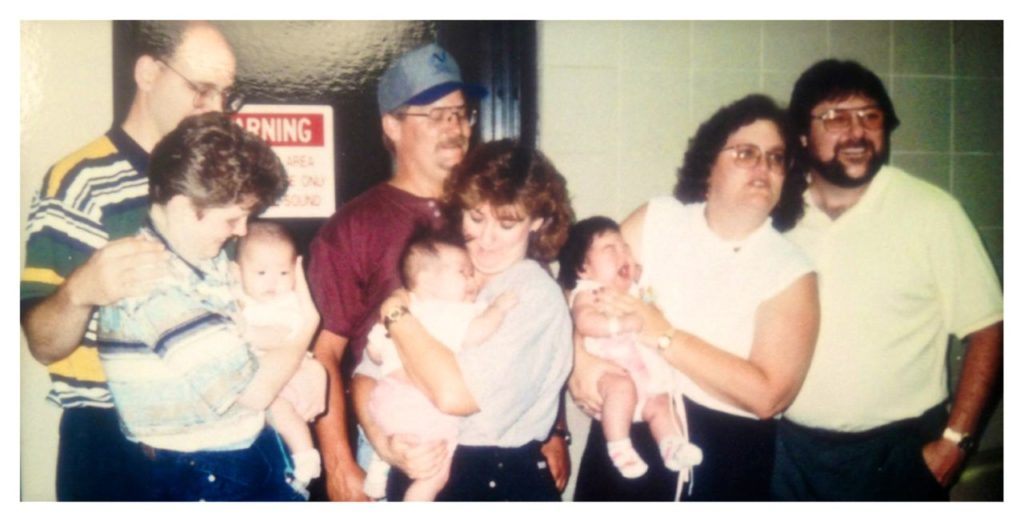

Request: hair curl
left=148, top=112, right=289, bottom=215
left=673, top=94, right=806, bottom=232
left=238, top=220, right=297, bottom=261
left=556, top=216, right=620, bottom=291
left=397, top=224, right=468, bottom=290
left=441, top=139, right=574, bottom=263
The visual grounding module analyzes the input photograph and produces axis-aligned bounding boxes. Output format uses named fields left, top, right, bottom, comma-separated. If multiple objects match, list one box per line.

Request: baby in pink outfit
left=558, top=216, right=701, bottom=479
left=234, top=221, right=325, bottom=495
left=363, top=229, right=516, bottom=501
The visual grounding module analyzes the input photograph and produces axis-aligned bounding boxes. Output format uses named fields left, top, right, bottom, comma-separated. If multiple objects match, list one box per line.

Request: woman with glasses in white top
left=571, top=94, right=820, bottom=501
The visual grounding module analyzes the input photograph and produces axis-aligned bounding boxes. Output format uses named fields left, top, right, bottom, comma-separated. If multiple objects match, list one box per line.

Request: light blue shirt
left=98, top=224, right=264, bottom=452
left=456, top=260, right=573, bottom=447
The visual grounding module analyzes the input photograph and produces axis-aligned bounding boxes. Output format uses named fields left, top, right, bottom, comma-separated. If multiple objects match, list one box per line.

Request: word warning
left=232, top=105, right=336, bottom=218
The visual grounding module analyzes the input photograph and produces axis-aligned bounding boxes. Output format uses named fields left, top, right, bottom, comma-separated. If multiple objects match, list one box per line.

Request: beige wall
left=21, top=21, right=113, bottom=501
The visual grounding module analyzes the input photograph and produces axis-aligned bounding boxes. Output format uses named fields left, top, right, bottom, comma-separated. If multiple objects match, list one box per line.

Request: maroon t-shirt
left=308, top=183, right=444, bottom=368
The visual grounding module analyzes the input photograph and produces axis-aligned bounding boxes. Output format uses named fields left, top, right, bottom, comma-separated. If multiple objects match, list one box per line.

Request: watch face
left=959, top=437, right=977, bottom=452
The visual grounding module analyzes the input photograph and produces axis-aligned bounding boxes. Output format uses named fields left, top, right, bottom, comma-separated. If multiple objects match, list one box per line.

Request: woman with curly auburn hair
left=571, top=95, right=820, bottom=501
left=354, top=139, right=575, bottom=501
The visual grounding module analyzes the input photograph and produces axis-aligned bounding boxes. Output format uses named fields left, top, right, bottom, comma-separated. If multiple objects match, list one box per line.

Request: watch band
left=942, top=427, right=976, bottom=452
left=551, top=426, right=572, bottom=446
left=383, top=305, right=410, bottom=330
left=942, top=427, right=966, bottom=444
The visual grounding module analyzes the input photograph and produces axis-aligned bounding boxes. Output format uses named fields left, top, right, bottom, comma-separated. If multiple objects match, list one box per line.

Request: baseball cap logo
left=431, top=50, right=449, bottom=71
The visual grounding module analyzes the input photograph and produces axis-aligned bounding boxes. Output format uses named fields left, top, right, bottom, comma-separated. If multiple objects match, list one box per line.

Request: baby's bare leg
left=643, top=393, right=703, bottom=471
left=269, top=397, right=314, bottom=452
left=269, top=397, right=321, bottom=485
left=598, top=372, right=638, bottom=442
left=642, top=393, right=675, bottom=444
left=599, top=373, right=648, bottom=478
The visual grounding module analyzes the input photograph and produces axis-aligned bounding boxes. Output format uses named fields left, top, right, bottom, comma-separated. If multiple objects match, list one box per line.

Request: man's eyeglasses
left=721, top=144, right=787, bottom=173
left=399, top=105, right=477, bottom=127
left=158, top=59, right=245, bottom=114
left=811, top=106, right=885, bottom=134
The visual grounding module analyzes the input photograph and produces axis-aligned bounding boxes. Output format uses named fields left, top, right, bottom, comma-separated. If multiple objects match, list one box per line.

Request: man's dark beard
left=808, top=139, right=887, bottom=189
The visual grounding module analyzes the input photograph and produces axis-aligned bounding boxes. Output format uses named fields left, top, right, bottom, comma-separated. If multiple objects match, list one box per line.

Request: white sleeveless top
left=640, top=197, right=813, bottom=419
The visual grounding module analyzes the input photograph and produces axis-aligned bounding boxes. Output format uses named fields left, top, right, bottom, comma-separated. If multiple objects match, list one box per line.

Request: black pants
left=574, top=421, right=678, bottom=501
left=387, top=441, right=561, bottom=501
left=56, top=407, right=150, bottom=501
left=771, top=403, right=949, bottom=501
left=575, top=397, right=776, bottom=501
left=684, top=398, right=776, bottom=500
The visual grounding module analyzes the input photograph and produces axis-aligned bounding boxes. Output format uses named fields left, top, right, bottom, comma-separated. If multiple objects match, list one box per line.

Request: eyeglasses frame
left=811, top=105, right=885, bottom=134
left=720, top=143, right=788, bottom=173
left=157, top=58, right=245, bottom=114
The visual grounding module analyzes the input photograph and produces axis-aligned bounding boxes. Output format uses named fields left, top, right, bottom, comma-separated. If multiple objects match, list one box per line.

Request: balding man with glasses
left=771, top=59, right=1003, bottom=501
left=21, top=21, right=239, bottom=500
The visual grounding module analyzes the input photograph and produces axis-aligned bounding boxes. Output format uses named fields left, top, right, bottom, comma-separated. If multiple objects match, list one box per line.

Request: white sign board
left=232, top=105, right=336, bottom=218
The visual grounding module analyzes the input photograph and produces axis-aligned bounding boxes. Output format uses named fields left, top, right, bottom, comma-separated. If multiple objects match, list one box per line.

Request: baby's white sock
left=291, top=449, right=322, bottom=486
left=607, top=438, right=648, bottom=479
left=363, top=454, right=391, bottom=499
left=659, top=435, right=703, bottom=471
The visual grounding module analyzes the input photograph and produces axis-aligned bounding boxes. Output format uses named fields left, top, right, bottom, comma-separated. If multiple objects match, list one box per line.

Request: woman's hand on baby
left=386, top=433, right=448, bottom=480
left=592, top=286, right=635, bottom=316
left=492, top=290, right=518, bottom=312
left=595, top=288, right=670, bottom=339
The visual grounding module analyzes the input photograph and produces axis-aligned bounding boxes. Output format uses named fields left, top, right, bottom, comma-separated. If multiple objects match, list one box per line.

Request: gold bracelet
left=656, top=328, right=676, bottom=352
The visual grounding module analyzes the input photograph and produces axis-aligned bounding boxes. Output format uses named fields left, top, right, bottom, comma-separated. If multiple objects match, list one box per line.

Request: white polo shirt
left=641, top=197, right=814, bottom=419
left=784, top=166, right=1003, bottom=432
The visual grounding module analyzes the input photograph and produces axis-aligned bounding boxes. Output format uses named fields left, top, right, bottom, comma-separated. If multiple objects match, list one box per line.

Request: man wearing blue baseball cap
left=307, top=43, right=486, bottom=501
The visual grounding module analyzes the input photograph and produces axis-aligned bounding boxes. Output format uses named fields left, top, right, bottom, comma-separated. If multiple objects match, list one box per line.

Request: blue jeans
left=142, top=427, right=305, bottom=501
left=56, top=406, right=150, bottom=501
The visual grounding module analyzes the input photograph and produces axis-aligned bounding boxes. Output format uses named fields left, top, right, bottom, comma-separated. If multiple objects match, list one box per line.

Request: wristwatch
left=942, top=427, right=977, bottom=453
left=656, top=328, right=676, bottom=352
left=551, top=426, right=572, bottom=446
left=383, top=305, right=410, bottom=330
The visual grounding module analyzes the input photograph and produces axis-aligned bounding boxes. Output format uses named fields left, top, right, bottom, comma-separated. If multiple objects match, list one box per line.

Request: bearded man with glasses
left=772, top=59, right=1004, bottom=501
left=21, top=21, right=239, bottom=501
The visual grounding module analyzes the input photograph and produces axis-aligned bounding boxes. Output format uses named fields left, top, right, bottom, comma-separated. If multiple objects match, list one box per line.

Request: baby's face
left=238, top=240, right=296, bottom=302
left=579, top=231, right=638, bottom=293
left=415, top=245, right=479, bottom=303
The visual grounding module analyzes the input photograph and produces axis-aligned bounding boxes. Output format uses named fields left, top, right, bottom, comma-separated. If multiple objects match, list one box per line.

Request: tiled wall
left=538, top=20, right=1003, bottom=280
left=539, top=20, right=1004, bottom=499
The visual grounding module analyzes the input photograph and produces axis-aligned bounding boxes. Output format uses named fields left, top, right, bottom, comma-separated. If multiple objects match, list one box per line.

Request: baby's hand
left=492, top=290, right=518, bottom=312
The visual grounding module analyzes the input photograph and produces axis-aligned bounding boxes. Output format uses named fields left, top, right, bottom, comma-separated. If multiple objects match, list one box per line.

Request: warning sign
left=232, top=105, right=336, bottom=218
